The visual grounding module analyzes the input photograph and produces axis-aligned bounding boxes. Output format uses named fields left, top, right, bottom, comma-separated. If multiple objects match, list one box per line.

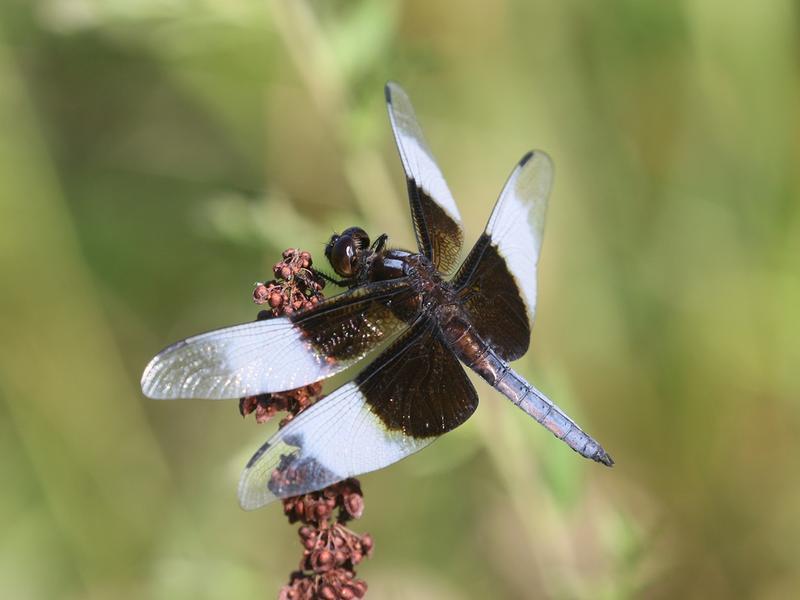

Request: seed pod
left=318, top=585, right=336, bottom=600
left=253, top=283, right=269, bottom=304
left=266, top=292, right=282, bottom=308
left=311, top=549, right=334, bottom=573
left=344, top=493, right=364, bottom=519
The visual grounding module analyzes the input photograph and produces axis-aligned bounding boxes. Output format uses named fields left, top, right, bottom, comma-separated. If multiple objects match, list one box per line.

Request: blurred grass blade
left=0, top=36, right=171, bottom=592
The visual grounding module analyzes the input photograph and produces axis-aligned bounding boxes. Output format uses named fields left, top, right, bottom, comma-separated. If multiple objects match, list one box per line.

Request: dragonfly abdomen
left=449, top=322, right=613, bottom=466
left=495, top=366, right=614, bottom=466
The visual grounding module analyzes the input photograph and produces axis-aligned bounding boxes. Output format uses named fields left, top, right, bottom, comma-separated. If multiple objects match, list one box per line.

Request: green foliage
left=1, top=0, right=798, bottom=598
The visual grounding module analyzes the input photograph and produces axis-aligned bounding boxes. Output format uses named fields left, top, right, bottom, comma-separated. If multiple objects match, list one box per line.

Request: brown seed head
left=241, top=248, right=371, bottom=598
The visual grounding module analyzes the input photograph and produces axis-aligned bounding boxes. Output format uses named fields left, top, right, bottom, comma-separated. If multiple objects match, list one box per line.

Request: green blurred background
left=1, top=1, right=798, bottom=598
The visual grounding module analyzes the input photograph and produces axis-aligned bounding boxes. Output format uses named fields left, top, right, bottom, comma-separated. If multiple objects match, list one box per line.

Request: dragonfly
left=141, top=82, right=613, bottom=510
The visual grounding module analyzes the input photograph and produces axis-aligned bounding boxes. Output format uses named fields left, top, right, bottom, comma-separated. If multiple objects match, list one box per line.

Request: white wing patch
left=485, top=151, right=554, bottom=325
left=238, top=381, right=434, bottom=510
left=141, top=317, right=342, bottom=400
left=385, top=82, right=462, bottom=225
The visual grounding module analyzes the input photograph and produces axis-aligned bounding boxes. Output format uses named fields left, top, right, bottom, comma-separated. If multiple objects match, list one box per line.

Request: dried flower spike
left=241, top=248, right=370, bottom=599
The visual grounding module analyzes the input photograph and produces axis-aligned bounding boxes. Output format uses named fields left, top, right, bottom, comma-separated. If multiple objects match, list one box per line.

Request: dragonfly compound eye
left=330, top=234, right=357, bottom=277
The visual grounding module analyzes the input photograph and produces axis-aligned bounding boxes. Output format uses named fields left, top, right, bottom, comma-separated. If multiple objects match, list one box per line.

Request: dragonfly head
left=325, top=227, right=371, bottom=278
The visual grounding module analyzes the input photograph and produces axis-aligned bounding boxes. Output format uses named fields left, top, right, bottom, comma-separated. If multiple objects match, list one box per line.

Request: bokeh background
left=2, top=1, right=799, bottom=598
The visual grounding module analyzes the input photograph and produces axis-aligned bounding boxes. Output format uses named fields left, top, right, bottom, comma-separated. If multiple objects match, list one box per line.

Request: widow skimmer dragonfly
left=142, top=82, right=613, bottom=510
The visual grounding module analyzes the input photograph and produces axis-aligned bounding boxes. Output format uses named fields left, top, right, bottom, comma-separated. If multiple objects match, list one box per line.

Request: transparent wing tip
left=384, top=80, right=404, bottom=105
